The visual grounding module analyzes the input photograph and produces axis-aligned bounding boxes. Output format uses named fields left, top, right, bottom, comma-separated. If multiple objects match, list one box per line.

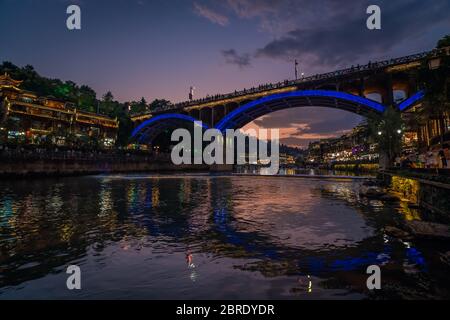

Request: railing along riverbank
left=380, top=169, right=450, bottom=217
left=0, top=146, right=209, bottom=178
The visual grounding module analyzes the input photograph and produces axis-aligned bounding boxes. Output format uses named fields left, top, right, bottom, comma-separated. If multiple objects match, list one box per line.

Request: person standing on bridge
left=189, top=86, right=195, bottom=101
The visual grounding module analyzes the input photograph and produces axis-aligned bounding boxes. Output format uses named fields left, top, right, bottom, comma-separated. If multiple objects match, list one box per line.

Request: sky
left=0, top=0, right=449, bottom=147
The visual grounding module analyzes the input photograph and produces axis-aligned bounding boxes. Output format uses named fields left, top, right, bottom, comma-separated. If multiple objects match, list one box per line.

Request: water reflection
left=236, top=166, right=377, bottom=178
left=0, top=175, right=449, bottom=299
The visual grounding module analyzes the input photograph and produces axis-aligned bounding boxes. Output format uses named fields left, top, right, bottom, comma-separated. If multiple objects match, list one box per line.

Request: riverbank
left=332, top=162, right=379, bottom=173
left=380, top=169, right=450, bottom=218
left=0, top=157, right=210, bottom=178
left=232, top=173, right=372, bottom=180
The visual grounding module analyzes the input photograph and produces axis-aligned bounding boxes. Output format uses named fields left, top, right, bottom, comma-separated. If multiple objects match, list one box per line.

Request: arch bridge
left=131, top=47, right=449, bottom=144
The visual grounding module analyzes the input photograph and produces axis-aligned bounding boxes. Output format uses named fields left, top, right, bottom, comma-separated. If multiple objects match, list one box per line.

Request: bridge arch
left=215, top=90, right=386, bottom=131
left=131, top=113, right=208, bottom=144
left=397, top=90, right=424, bottom=111
left=130, top=90, right=425, bottom=142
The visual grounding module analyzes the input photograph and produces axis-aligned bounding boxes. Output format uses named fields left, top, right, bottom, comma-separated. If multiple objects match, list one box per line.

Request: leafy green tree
left=367, top=106, right=405, bottom=168
left=437, top=35, right=450, bottom=48
left=0, top=61, right=19, bottom=74
left=103, top=91, right=114, bottom=102
left=100, top=91, right=117, bottom=115
left=149, top=99, right=172, bottom=112
left=116, top=113, right=134, bottom=146
left=130, top=97, right=148, bottom=114
left=54, top=81, right=78, bottom=102
left=77, top=85, right=97, bottom=112
left=416, top=34, right=450, bottom=145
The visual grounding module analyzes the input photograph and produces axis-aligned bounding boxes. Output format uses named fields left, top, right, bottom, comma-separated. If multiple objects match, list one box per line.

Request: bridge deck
left=131, top=47, right=449, bottom=121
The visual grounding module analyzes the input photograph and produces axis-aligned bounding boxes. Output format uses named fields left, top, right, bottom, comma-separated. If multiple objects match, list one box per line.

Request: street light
left=378, top=131, right=382, bottom=136
left=397, top=129, right=402, bottom=134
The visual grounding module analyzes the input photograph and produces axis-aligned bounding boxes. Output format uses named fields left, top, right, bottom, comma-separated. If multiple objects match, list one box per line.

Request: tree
left=437, top=35, right=450, bottom=48
left=367, top=106, right=405, bottom=168
left=148, top=99, right=172, bottom=112
left=103, top=91, right=114, bottom=102
left=116, top=113, right=134, bottom=146
left=130, top=97, right=148, bottom=114
left=416, top=34, right=450, bottom=146
left=139, top=97, right=147, bottom=108
left=100, top=91, right=117, bottom=115
left=0, top=61, right=19, bottom=74
left=78, top=85, right=97, bottom=112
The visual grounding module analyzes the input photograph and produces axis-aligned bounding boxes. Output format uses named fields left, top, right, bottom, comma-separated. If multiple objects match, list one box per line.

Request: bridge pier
left=189, top=109, right=200, bottom=121
left=384, top=74, right=394, bottom=106
left=358, top=77, right=365, bottom=97
left=212, top=105, right=225, bottom=126
left=199, top=107, right=212, bottom=127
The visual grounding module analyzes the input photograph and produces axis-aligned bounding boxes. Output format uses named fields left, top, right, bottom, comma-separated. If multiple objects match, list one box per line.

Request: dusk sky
left=1, top=0, right=449, bottom=147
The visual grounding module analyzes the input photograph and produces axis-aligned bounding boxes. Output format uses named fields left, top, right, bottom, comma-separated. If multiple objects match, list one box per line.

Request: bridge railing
left=133, top=47, right=448, bottom=116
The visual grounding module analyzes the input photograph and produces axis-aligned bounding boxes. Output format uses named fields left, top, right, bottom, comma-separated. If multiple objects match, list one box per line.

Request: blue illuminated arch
left=215, top=90, right=386, bottom=131
left=131, top=113, right=208, bottom=143
left=212, top=205, right=400, bottom=274
left=397, top=90, right=425, bottom=111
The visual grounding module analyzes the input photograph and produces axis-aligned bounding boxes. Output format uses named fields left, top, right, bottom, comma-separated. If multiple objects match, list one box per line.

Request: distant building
left=306, top=141, right=323, bottom=164
left=0, top=73, right=119, bottom=148
left=279, top=153, right=296, bottom=166
left=306, top=125, right=378, bottom=164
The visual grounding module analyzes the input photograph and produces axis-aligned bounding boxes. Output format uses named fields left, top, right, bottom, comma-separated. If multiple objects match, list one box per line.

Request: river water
left=0, top=174, right=449, bottom=299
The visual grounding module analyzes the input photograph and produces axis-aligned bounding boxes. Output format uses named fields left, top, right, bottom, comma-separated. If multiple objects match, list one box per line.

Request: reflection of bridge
left=124, top=176, right=426, bottom=277
left=131, top=47, right=449, bottom=143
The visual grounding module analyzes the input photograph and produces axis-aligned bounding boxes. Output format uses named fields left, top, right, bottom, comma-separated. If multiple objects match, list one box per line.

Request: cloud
left=226, top=0, right=281, bottom=33
left=226, top=0, right=274, bottom=18
left=221, top=49, right=251, bottom=68
left=224, top=0, right=360, bottom=35
left=210, top=0, right=449, bottom=71
left=192, top=0, right=450, bottom=146
left=193, top=2, right=229, bottom=26
left=243, top=107, right=363, bottom=147
left=255, top=0, right=450, bottom=68
left=193, top=0, right=309, bottom=34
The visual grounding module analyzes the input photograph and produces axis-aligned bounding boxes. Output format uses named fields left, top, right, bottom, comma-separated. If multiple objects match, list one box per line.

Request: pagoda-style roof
left=0, top=73, right=22, bottom=90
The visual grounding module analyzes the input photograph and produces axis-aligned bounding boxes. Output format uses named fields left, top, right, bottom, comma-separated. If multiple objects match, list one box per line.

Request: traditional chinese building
left=306, top=125, right=378, bottom=164
left=405, top=103, right=450, bottom=150
left=0, top=73, right=119, bottom=148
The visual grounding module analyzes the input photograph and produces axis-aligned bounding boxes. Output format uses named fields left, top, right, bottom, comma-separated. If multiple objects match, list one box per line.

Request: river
left=0, top=174, right=449, bottom=299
